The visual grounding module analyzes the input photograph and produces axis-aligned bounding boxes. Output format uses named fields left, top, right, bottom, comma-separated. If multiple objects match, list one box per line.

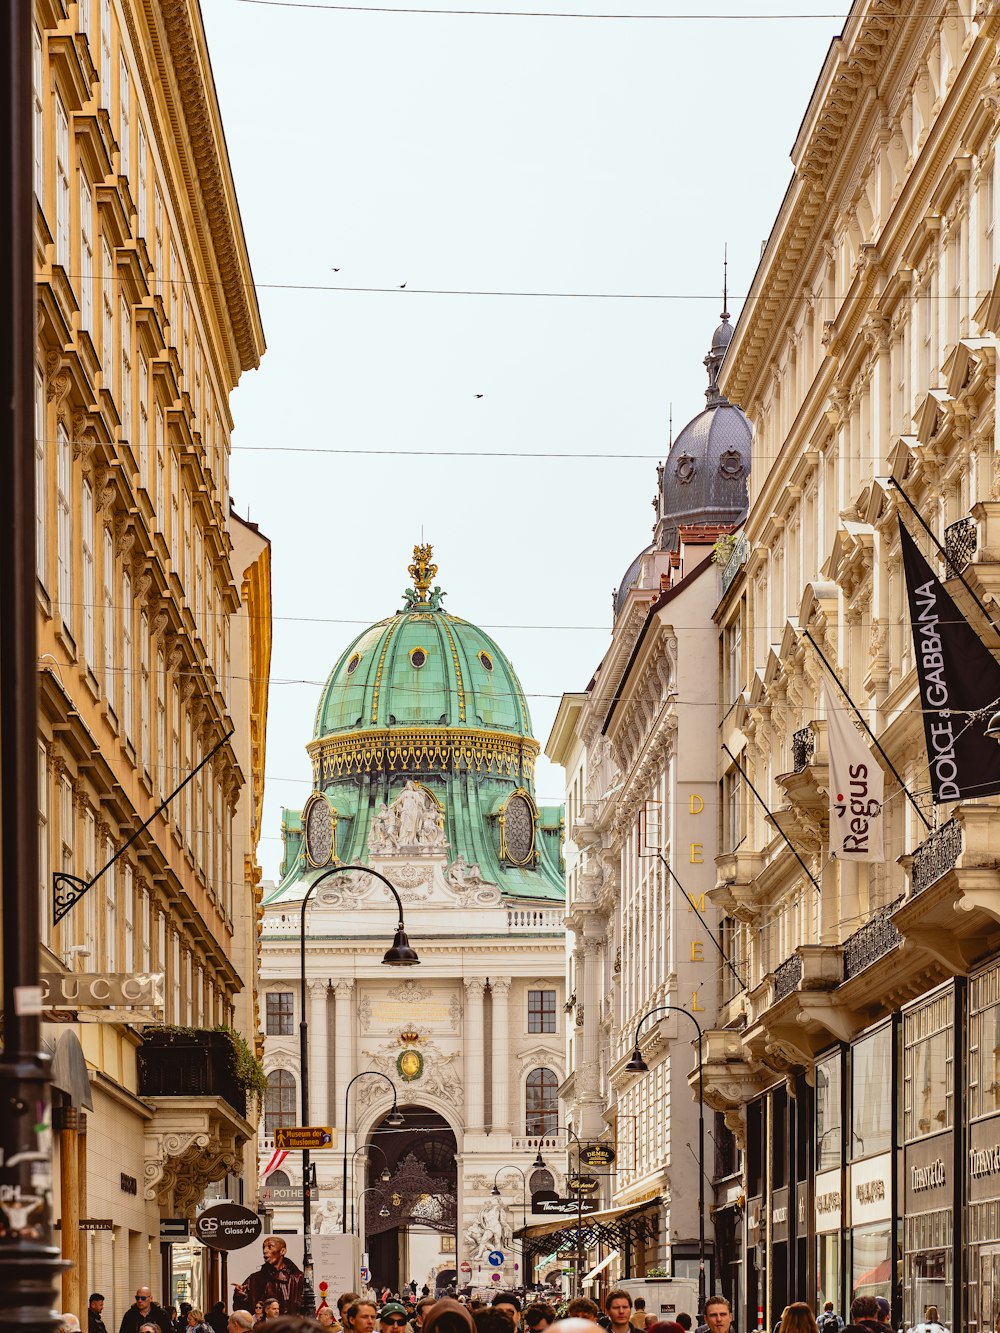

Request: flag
left=260, top=1147, right=288, bottom=1180
left=827, top=699, right=885, bottom=861
left=899, top=518, right=1000, bottom=803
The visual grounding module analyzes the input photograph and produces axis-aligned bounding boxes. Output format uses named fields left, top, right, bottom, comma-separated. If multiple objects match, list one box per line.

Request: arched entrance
left=364, top=1107, right=457, bottom=1296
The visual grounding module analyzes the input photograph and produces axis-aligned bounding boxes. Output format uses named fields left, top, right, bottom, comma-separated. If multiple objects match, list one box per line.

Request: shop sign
left=796, top=1181, right=808, bottom=1232
left=904, top=1132, right=952, bottom=1213
left=746, top=1195, right=762, bottom=1246
left=40, top=972, right=164, bottom=1012
left=814, top=1169, right=842, bottom=1234
left=194, top=1203, right=263, bottom=1251
left=579, top=1145, right=615, bottom=1168
left=770, top=1187, right=789, bottom=1244
left=849, top=1153, right=892, bottom=1226
left=969, top=1113, right=1000, bottom=1203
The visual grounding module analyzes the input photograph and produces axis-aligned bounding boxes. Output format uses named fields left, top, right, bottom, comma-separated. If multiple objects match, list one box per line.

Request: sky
left=199, top=0, right=851, bottom=882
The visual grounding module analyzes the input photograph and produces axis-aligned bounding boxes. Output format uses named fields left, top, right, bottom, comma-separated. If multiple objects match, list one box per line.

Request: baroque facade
left=258, top=550, right=567, bottom=1293
left=701, top=2, right=1000, bottom=1330
left=32, top=0, right=268, bottom=1321
left=545, top=317, right=753, bottom=1292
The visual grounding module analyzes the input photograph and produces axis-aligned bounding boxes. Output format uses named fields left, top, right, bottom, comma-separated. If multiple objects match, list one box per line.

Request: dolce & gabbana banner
left=899, top=519, right=1000, bottom=803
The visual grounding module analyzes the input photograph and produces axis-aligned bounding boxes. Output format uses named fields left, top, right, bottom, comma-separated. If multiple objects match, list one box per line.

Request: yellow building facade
left=32, top=0, right=268, bottom=1322
left=702, top=2, right=1000, bottom=1329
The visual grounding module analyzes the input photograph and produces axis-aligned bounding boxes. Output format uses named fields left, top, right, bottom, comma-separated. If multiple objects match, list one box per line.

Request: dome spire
left=403, top=543, right=446, bottom=610
left=704, top=246, right=732, bottom=409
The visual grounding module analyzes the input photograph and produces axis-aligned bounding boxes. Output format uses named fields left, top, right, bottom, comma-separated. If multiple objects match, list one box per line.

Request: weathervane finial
left=408, top=543, right=436, bottom=603
left=722, top=243, right=729, bottom=323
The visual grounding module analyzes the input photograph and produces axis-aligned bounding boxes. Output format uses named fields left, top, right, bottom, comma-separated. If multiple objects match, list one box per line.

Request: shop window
left=970, top=970, right=1000, bottom=1121
left=852, top=1026, right=893, bottom=1159
left=816, top=1050, right=843, bottom=1170
left=264, top=1069, right=296, bottom=1134
left=852, top=1220, right=893, bottom=1303
left=904, top=990, right=954, bottom=1140
left=746, top=1099, right=763, bottom=1196
left=525, top=1068, right=558, bottom=1136
left=266, top=991, right=294, bottom=1036
left=904, top=1209, right=952, bottom=1327
left=771, top=1085, right=788, bottom=1188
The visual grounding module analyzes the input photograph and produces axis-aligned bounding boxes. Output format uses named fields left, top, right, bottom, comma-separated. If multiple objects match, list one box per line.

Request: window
left=153, top=185, right=163, bottom=286
left=122, top=862, right=134, bottom=973
left=851, top=1025, right=892, bottom=1159
left=104, top=847, right=116, bottom=971
left=156, top=650, right=166, bottom=794
left=525, top=1068, right=558, bottom=1136
left=78, top=0, right=90, bottom=37
left=727, top=619, right=742, bottom=703
left=120, top=298, right=131, bottom=439
left=138, top=357, right=148, bottom=488
left=82, top=809, right=97, bottom=961
left=121, top=569, right=133, bottom=741
left=139, top=610, right=150, bottom=773
left=264, top=1070, right=297, bottom=1134
left=816, top=1050, right=842, bottom=1171
left=32, top=28, right=44, bottom=201
left=82, top=479, right=95, bottom=665
left=529, top=1168, right=554, bottom=1194
left=101, top=238, right=113, bottom=361
left=154, top=405, right=164, bottom=513
left=38, top=741, right=49, bottom=941
left=103, top=526, right=115, bottom=705
left=903, top=990, right=953, bottom=1141
left=55, top=98, right=70, bottom=268
left=99, top=0, right=111, bottom=99
left=35, top=366, right=46, bottom=586
left=136, top=119, right=147, bottom=237
left=266, top=992, right=294, bottom=1036
left=56, top=423, right=72, bottom=628
left=140, top=882, right=150, bottom=971
left=169, top=242, right=179, bottom=336
left=80, top=175, right=94, bottom=330
left=528, top=989, right=556, bottom=1033
left=118, top=53, right=130, bottom=177
left=724, top=768, right=743, bottom=853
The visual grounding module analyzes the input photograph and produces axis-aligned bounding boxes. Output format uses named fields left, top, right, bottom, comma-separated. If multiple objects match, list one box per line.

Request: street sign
left=488, top=1250, right=504, bottom=1267
left=534, top=1198, right=583, bottom=1216
left=160, top=1218, right=190, bottom=1241
left=567, top=1176, right=599, bottom=1194
left=274, top=1126, right=335, bottom=1150
left=460, top=1262, right=472, bottom=1274
left=579, top=1145, right=615, bottom=1168
left=491, top=1274, right=501, bottom=1283
left=360, top=1267, right=371, bottom=1283
left=194, top=1203, right=263, bottom=1251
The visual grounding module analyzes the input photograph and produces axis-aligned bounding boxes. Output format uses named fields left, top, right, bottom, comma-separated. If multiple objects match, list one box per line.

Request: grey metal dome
left=657, top=308, right=751, bottom=551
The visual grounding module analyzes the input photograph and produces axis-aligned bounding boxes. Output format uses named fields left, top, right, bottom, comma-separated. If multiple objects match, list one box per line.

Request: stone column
left=491, top=978, right=511, bottom=1132
left=464, top=978, right=486, bottom=1133
left=309, top=979, right=329, bottom=1124
left=333, top=980, right=355, bottom=1116
left=581, top=938, right=601, bottom=1083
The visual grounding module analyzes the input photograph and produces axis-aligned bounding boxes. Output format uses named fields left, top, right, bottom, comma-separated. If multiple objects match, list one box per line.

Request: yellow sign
left=274, top=1126, right=335, bottom=1150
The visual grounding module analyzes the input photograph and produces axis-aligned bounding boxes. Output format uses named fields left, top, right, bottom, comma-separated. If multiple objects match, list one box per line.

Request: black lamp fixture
left=532, top=1150, right=545, bottom=1170
left=387, top=1105, right=405, bottom=1127
left=379, top=1203, right=390, bottom=1218
left=383, top=921, right=420, bottom=966
left=491, top=1184, right=501, bottom=1197
left=987, top=707, right=1000, bottom=742
left=380, top=1166, right=391, bottom=1183
left=624, top=1044, right=649, bottom=1074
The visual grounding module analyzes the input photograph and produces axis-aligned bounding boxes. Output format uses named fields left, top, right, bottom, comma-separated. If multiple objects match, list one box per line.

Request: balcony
left=945, top=515, right=977, bottom=578
left=507, top=908, right=564, bottom=931
left=842, top=901, right=903, bottom=980
left=792, top=727, right=815, bottom=774
left=772, top=953, right=803, bottom=1002
left=139, top=1028, right=256, bottom=1217
left=911, top=819, right=962, bottom=894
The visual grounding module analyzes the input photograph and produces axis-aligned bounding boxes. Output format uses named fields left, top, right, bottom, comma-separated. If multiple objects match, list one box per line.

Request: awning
left=516, top=1197, right=661, bottom=1257
left=582, top=1250, right=620, bottom=1285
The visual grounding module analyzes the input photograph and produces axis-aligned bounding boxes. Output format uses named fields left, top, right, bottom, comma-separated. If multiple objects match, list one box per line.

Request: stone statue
left=369, top=803, right=397, bottom=854
left=369, top=782, right=447, bottom=855
left=396, top=781, right=426, bottom=846
left=464, top=1195, right=511, bottom=1262
left=311, top=1199, right=344, bottom=1234
left=445, top=856, right=484, bottom=890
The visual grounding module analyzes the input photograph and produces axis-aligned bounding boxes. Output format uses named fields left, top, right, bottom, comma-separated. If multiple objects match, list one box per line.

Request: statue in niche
left=311, top=1199, right=344, bottom=1234
left=369, top=782, right=447, bottom=855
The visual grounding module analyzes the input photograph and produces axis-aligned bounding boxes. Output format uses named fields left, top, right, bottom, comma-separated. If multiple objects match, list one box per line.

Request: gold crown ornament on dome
left=408, top=544, right=437, bottom=604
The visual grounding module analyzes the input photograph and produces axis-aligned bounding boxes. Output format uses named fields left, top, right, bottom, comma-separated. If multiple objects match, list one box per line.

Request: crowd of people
left=64, top=1283, right=951, bottom=1333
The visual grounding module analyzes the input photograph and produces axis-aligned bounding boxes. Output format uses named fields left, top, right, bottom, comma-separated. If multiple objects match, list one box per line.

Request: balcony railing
left=911, top=819, right=962, bottom=895
left=138, top=1028, right=247, bottom=1117
left=792, top=727, right=815, bottom=773
left=945, top=516, right=977, bottom=578
left=507, top=908, right=564, bottom=930
left=843, top=900, right=903, bottom=980
left=772, top=953, right=803, bottom=1002
left=720, top=532, right=750, bottom=595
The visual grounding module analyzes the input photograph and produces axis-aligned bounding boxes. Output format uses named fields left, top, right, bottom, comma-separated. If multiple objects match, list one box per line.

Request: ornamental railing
left=772, top=952, right=803, bottom=1002
left=792, top=727, right=815, bottom=773
left=507, top=908, right=564, bottom=930
left=720, top=532, right=750, bottom=595
left=945, top=516, right=977, bottom=578
left=842, top=900, right=904, bottom=980
left=911, top=818, right=963, bottom=894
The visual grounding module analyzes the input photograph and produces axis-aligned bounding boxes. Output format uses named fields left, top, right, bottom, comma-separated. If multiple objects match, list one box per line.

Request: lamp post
left=299, top=864, right=417, bottom=1314
left=532, top=1123, right=583, bottom=1298
left=624, top=1006, right=705, bottom=1316
left=351, top=1143, right=392, bottom=1234
left=342, top=1071, right=404, bottom=1237
left=359, top=1185, right=392, bottom=1227
left=492, top=1167, right=527, bottom=1290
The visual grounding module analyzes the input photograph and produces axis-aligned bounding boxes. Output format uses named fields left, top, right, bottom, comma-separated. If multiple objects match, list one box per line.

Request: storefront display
left=968, top=963, right=1000, bottom=1333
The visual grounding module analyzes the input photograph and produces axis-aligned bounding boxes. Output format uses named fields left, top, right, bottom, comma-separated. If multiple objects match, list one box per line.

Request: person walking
left=777, top=1306, right=818, bottom=1333
left=629, top=1304, right=646, bottom=1333
left=817, top=1304, right=842, bottom=1333
left=120, top=1290, right=173, bottom=1333
left=89, top=1295, right=109, bottom=1333
left=603, top=1292, right=633, bottom=1333
left=911, top=1307, right=947, bottom=1333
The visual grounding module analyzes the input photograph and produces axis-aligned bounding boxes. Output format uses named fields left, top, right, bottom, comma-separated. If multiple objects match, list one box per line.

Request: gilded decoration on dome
left=309, top=727, right=538, bottom=781
left=403, top=543, right=447, bottom=611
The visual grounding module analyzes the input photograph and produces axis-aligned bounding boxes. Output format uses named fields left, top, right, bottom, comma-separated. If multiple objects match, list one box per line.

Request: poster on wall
left=227, top=1233, right=357, bottom=1314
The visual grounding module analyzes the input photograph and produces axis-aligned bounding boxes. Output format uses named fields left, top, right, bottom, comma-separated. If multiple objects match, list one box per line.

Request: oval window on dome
left=346, top=653, right=361, bottom=675
left=502, top=792, right=535, bottom=866
left=409, top=647, right=427, bottom=669
left=479, top=651, right=494, bottom=672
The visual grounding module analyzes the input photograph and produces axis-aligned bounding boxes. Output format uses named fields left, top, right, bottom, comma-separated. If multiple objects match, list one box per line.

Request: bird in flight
left=400, top=282, right=407, bottom=289
left=331, top=267, right=340, bottom=272
left=475, top=393, right=484, bottom=399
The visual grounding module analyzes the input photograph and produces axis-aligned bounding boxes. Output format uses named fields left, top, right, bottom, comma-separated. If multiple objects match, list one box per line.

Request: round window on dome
left=346, top=653, right=361, bottom=675
left=409, top=647, right=427, bottom=669
left=502, top=792, right=535, bottom=866
left=479, top=651, right=494, bottom=672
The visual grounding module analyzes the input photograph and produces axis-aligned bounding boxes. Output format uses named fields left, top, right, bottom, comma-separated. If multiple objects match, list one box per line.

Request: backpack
left=817, top=1314, right=841, bottom=1333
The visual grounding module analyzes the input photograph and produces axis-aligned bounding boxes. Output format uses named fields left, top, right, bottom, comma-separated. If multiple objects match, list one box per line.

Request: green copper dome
left=314, top=610, right=531, bottom=738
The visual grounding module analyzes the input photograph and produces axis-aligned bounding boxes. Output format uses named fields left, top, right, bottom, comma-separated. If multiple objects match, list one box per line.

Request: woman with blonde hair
left=777, top=1304, right=818, bottom=1333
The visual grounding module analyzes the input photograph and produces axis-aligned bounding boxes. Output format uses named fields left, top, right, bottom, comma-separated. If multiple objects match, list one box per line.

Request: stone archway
left=363, top=1106, right=457, bottom=1297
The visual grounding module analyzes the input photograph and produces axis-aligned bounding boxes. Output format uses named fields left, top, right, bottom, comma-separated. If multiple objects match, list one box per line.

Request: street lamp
left=533, top=1122, right=584, bottom=1298
left=359, top=1185, right=392, bottom=1222
left=624, top=1006, right=705, bottom=1315
left=492, top=1166, right=527, bottom=1289
left=352, top=1143, right=392, bottom=1233
left=299, top=863, right=417, bottom=1313
left=343, top=1070, right=404, bottom=1236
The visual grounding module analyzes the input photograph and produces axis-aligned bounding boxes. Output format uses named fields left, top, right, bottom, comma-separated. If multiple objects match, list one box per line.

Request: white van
left=618, top=1278, right=701, bottom=1321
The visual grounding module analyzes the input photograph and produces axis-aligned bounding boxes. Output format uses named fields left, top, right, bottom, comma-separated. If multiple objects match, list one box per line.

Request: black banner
left=899, top=520, right=1000, bottom=802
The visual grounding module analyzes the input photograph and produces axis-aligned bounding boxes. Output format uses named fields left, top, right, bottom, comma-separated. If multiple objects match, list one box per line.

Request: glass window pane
left=852, top=1028, right=892, bottom=1159
left=817, top=1052, right=842, bottom=1170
